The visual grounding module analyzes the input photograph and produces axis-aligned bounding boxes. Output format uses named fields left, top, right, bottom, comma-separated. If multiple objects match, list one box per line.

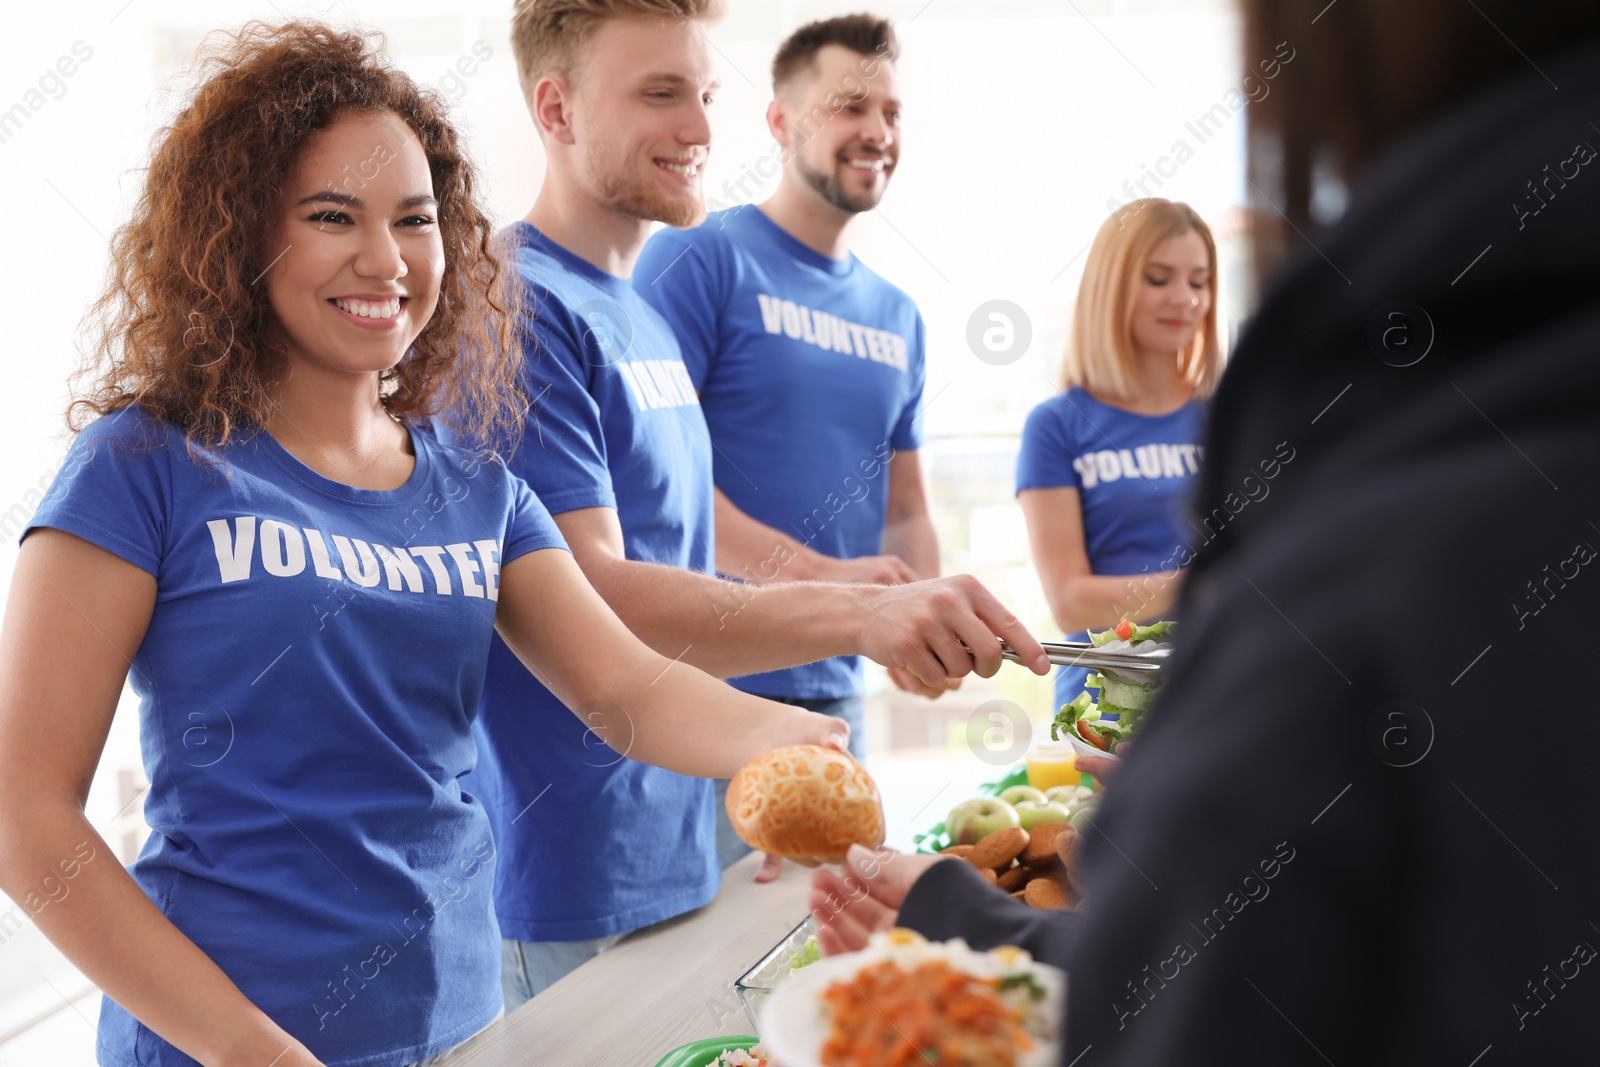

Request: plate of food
left=758, top=929, right=1064, bottom=1067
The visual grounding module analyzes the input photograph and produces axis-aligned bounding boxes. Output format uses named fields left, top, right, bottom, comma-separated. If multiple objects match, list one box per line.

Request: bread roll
left=725, top=745, right=885, bottom=863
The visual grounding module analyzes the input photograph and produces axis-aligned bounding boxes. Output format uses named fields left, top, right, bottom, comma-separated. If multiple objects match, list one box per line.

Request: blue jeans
left=713, top=694, right=865, bottom=869
left=500, top=931, right=627, bottom=1012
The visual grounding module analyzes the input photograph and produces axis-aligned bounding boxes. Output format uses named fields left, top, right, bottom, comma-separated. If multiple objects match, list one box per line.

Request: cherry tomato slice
left=1077, top=721, right=1113, bottom=752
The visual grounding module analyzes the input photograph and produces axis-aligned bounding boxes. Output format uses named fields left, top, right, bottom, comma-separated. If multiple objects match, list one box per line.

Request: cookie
left=967, top=827, right=1029, bottom=870
left=1024, top=875, right=1069, bottom=909
left=995, top=865, right=1029, bottom=892
left=940, top=844, right=975, bottom=859
left=976, top=866, right=998, bottom=885
left=1022, top=823, right=1070, bottom=868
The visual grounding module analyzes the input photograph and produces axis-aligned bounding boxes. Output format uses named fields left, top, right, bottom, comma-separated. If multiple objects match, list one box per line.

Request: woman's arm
left=0, top=530, right=323, bottom=1067
left=1018, top=487, right=1183, bottom=633
left=494, top=547, right=849, bottom=780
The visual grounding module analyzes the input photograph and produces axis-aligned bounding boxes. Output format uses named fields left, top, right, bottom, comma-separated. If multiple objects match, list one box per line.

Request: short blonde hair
left=510, top=0, right=726, bottom=110
left=1061, top=199, right=1222, bottom=399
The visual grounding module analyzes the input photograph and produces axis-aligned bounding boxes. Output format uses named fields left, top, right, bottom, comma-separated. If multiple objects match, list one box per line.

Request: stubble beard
left=586, top=141, right=707, bottom=228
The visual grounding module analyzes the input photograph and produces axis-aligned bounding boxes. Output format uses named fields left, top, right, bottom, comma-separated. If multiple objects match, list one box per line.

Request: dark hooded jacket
left=900, top=37, right=1600, bottom=1066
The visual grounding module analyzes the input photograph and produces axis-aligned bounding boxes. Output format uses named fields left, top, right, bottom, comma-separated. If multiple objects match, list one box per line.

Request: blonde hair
left=510, top=0, right=726, bottom=111
left=1061, top=199, right=1222, bottom=399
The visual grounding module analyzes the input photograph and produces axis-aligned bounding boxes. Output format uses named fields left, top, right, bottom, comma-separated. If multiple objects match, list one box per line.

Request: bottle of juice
left=1026, top=736, right=1085, bottom=791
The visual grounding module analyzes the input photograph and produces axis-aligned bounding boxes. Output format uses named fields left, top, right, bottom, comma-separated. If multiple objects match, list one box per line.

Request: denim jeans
left=713, top=694, right=866, bottom=869
left=499, top=930, right=628, bottom=1012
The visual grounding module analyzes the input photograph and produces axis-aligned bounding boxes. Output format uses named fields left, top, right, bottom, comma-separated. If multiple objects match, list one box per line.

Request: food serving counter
left=435, top=851, right=809, bottom=1065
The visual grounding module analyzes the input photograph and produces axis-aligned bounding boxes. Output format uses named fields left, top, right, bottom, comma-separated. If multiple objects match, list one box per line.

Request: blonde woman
left=1017, top=199, right=1222, bottom=717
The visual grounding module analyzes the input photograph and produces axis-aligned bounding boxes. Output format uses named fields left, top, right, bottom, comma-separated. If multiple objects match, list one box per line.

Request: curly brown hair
left=72, top=20, right=525, bottom=455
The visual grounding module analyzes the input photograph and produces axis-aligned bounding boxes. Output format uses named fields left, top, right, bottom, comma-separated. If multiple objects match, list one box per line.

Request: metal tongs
left=1000, top=639, right=1167, bottom=674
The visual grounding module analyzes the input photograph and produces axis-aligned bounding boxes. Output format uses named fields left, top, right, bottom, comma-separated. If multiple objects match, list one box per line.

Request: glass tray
left=732, top=914, right=818, bottom=1034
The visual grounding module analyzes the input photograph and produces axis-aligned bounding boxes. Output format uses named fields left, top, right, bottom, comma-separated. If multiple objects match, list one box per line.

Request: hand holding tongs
left=999, top=639, right=1167, bottom=673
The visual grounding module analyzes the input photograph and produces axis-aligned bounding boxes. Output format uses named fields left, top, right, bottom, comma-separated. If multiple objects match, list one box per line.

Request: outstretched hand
left=807, top=844, right=948, bottom=955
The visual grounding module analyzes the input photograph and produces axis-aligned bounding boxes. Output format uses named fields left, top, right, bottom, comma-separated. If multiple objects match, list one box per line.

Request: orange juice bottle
left=1026, top=736, right=1085, bottom=791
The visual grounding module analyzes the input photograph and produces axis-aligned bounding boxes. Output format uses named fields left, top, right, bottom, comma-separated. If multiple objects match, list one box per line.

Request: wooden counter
left=435, top=851, right=809, bottom=1065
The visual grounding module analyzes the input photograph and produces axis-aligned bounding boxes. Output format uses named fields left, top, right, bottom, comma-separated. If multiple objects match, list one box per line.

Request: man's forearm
left=583, top=553, right=862, bottom=678
left=711, top=488, right=823, bottom=584
left=882, top=513, right=940, bottom=580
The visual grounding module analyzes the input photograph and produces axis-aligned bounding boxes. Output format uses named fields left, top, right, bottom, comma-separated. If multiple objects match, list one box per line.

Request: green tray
left=653, top=1035, right=764, bottom=1067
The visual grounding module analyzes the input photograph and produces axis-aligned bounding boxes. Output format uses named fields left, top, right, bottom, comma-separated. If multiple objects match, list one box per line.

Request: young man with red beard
left=436, top=0, right=1049, bottom=1009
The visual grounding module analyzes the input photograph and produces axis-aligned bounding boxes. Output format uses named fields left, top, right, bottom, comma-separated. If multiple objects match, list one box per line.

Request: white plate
left=1065, top=728, right=1122, bottom=763
left=758, top=942, right=1065, bottom=1067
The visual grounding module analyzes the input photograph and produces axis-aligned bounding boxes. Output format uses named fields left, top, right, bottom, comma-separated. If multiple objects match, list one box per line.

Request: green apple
left=1044, top=785, right=1095, bottom=806
left=946, top=798, right=1021, bottom=845
left=1067, top=803, right=1099, bottom=834
left=1014, top=800, right=1072, bottom=830
left=998, top=785, right=1048, bottom=807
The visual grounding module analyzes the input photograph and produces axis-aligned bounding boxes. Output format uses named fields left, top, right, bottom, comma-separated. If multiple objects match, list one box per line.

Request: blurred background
left=0, top=0, right=1258, bottom=1059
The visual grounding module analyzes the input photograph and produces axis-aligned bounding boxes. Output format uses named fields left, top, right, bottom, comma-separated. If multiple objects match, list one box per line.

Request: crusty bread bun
left=725, top=745, right=885, bottom=863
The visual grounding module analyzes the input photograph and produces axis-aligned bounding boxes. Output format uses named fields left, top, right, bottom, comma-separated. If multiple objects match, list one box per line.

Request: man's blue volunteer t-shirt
left=634, top=206, right=926, bottom=701
left=434, top=222, right=718, bottom=942
left=22, top=405, right=566, bottom=1067
left=1015, top=388, right=1205, bottom=711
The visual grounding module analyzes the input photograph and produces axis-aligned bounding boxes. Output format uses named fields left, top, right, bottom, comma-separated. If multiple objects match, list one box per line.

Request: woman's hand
left=807, top=845, right=948, bottom=955
left=775, top=706, right=851, bottom=755
left=750, top=720, right=854, bottom=882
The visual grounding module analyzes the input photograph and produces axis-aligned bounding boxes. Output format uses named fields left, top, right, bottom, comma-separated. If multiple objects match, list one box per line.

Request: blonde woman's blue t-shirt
left=21, top=405, right=565, bottom=1067
left=1016, top=388, right=1205, bottom=710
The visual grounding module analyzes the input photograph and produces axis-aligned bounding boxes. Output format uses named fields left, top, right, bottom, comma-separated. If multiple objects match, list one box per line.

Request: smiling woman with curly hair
left=0, top=18, right=847, bottom=1067
left=73, top=20, right=523, bottom=453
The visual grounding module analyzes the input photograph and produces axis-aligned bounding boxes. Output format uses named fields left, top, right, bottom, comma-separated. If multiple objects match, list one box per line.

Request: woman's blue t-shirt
left=1016, top=388, right=1205, bottom=711
left=22, top=406, right=566, bottom=1067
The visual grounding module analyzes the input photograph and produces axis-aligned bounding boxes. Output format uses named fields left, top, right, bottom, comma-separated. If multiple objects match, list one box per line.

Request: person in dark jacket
left=808, top=3, right=1600, bottom=1063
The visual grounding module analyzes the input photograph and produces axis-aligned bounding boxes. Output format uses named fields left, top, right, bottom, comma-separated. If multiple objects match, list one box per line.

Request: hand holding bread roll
left=725, top=745, right=885, bottom=864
